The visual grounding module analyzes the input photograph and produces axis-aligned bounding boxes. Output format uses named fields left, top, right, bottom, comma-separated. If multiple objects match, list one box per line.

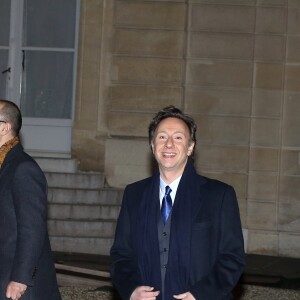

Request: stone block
left=242, top=228, right=248, bottom=252
left=285, top=65, right=300, bottom=92
left=247, top=230, right=278, bottom=256
left=108, top=111, right=151, bottom=137
left=279, top=202, right=300, bottom=232
left=77, top=84, right=99, bottom=122
left=114, top=29, right=184, bottom=57
left=249, top=147, right=279, bottom=172
left=279, top=176, right=300, bottom=203
left=78, top=1, right=103, bottom=61
left=248, top=172, right=278, bottom=201
left=254, top=35, right=285, bottom=62
left=74, top=120, right=95, bottom=134
left=238, top=198, right=247, bottom=228
left=282, top=92, right=300, bottom=147
left=254, top=63, right=283, bottom=90
left=45, top=172, right=104, bottom=189
left=280, top=149, right=300, bottom=176
left=185, top=87, right=251, bottom=116
left=279, top=233, right=300, bottom=258
left=186, top=60, right=253, bottom=88
left=50, top=236, right=113, bottom=255
left=48, top=188, right=123, bottom=205
left=257, top=0, right=288, bottom=5
left=110, top=85, right=182, bottom=112
left=48, top=220, right=116, bottom=238
left=288, top=0, right=300, bottom=8
left=80, top=68, right=99, bottom=91
left=190, top=4, right=255, bottom=33
left=247, top=201, right=277, bottom=230
left=256, top=7, right=287, bottom=34
left=188, top=32, right=253, bottom=60
left=115, top=1, right=186, bottom=29
left=48, top=204, right=120, bottom=221
left=288, top=8, right=300, bottom=34
left=111, top=57, right=182, bottom=84
left=283, top=91, right=300, bottom=121
left=82, top=0, right=103, bottom=25
left=105, top=138, right=154, bottom=188
left=194, top=115, right=250, bottom=146
left=195, top=145, right=249, bottom=172
left=36, top=158, right=78, bottom=173
left=192, top=0, right=255, bottom=4
left=252, top=89, right=282, bottom=118
left=287, top=36, right=300, bottom=63
left=250, top=118, right=280, bottom=147
left=82, top=23, right=102, bottom=49
left=79, top=52, right=100, bottom=75
left=72, top=131, right=105, bottom=171
left=80, top=43, right=101, bottom=62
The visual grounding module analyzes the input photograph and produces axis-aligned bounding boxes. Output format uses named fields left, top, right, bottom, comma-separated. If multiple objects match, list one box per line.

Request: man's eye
left=175, top=136, right=183, bottom=140
left=158, top=135, right=166, bottom=139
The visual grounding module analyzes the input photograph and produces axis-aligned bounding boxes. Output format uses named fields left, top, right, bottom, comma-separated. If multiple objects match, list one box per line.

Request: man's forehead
left=157, top=118, right=189, bottom=130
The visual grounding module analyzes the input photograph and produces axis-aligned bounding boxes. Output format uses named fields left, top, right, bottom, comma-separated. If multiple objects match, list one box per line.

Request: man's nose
left=165, top=137, right=174, bottom=148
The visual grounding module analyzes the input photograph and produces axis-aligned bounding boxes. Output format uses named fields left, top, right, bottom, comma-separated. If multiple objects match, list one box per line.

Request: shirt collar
left=159, top=175, right=182, bottom=204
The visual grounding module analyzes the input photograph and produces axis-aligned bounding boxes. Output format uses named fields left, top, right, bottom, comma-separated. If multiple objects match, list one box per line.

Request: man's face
left=152, top=117, right=195, bottom=177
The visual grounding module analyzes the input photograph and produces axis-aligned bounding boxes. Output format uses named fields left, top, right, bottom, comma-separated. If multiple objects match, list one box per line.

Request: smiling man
left=110, top=105, right=245, bottom=300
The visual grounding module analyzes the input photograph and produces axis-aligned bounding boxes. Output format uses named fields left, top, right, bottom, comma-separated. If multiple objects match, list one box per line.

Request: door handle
left=2, top=67, right=11, bottom=74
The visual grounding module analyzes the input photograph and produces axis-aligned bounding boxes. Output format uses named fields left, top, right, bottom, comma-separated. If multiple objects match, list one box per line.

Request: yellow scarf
left=0, top=136, right=20, bottom=167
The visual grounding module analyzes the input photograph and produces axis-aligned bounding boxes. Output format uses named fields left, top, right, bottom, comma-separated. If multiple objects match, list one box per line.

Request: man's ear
left=187, top=142, right=195, bottom=156
left=151, top=143, right=154, bottom=153
left=0, top=122, right=12, bottom=136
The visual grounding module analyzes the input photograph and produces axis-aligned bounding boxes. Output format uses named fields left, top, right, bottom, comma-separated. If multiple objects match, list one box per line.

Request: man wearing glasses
left=0, top=100, right=61, bottom=300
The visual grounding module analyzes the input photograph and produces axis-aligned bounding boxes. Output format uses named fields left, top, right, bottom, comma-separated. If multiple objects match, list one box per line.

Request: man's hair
left=148, top=105, right=197, bottom=146
left=0, top=99, right=22, bottom=135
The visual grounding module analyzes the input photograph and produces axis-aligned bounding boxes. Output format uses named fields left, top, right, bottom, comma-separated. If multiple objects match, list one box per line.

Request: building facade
left=73, top=0, right=300, bottom=258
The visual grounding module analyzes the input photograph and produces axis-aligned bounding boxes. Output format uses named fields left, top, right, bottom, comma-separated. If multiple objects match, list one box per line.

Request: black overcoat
left=0, top=144, right=61, bottom=300
left=111, top=160, right=245, bottom=300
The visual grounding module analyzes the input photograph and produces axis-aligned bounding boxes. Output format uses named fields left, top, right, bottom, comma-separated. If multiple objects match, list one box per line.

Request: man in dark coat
left=0, top=99, right=61, bottom=300
left=110, top=106, right=245, bottom=300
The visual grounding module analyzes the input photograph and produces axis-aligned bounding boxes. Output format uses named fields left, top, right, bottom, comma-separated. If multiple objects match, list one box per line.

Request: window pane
left=0, top=50, right=8, bottom=99
left=0, top=0, right=11, bottom=46
left=20, top=51, right=74, bottom=118
left=23, top=0, right=76, bottom=48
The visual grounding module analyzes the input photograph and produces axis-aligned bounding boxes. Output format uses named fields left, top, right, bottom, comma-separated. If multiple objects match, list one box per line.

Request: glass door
left=2, top=0, right=80, bottom=157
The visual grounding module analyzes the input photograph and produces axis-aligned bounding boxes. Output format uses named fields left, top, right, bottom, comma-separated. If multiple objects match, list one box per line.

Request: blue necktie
left=161, top=186, right=172, bottom=225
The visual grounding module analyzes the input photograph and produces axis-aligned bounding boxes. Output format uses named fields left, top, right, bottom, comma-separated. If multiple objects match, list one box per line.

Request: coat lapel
left=175, top=159, right=207, bottom=223
left=191, top=175, right=207, bottom=222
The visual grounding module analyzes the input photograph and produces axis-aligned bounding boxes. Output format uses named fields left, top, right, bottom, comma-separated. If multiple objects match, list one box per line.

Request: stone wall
left=73, top=0, right=300, bottom=258
left=72, top=0, right=113, bottom=171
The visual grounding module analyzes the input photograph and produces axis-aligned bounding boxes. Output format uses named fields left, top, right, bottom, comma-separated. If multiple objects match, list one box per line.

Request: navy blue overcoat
left=111, top=160, right=245, bottom=300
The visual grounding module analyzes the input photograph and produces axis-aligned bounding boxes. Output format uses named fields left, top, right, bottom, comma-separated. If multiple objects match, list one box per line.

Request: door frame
left=6, top=0, right=80, bottom=157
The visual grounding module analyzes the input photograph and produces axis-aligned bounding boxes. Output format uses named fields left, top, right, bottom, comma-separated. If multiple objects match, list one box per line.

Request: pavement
left=241, top=254, right=300, bottom=289
left=53, top=252, right=300, bottom=290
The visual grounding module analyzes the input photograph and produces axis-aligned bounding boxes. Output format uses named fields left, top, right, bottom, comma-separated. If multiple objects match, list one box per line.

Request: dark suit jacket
left=110, top=161, right=245, bottom=300
left=0, top=144, right=61, bottom=300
